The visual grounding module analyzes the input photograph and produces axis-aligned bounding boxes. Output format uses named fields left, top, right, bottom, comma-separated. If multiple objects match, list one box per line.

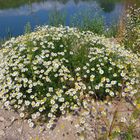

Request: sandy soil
left=0, top=99, right=140, bottom=140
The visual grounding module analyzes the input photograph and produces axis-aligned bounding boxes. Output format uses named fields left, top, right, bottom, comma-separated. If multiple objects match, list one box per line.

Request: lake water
left=0, top=0, right=139, bottom=39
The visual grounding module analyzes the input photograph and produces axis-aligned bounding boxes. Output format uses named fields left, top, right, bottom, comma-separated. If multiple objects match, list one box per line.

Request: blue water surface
left=0, top=0, right=135, bottom=39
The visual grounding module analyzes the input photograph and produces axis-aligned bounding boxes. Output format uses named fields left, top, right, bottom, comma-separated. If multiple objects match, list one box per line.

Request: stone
left=17, top=127, right=23, bottom=134
left=0, top=117, right=5, bottom=122
left=0, top=130, right=5, bottom=136
left=10, top=117, right=16, bottom=122
left=0, top=123, right=5, bottom=130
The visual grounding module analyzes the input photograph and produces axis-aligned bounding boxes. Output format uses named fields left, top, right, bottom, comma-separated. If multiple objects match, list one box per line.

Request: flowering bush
left=0, top=26, right=139, bottom=128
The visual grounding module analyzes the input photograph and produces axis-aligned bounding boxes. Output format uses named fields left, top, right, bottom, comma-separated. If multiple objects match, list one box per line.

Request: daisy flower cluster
left=0, top=26, right=139, bottom=128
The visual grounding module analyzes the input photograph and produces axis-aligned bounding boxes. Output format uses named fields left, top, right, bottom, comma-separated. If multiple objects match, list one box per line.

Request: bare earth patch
left=0, top=109, right=79, bottom=140
left=0, top=99, right=140, bottom=140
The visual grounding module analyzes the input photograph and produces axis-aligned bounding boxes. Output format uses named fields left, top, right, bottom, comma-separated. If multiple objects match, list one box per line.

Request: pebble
left=0, top=130, right=5, bottom=136
left=17, top=127, right=23, bottom=134
left=10, top=117, right=15, bottom=122
left=0, top=123, right=5, bottom=130
left=80, top=135, right=85, bottom=140
left=0, top=117, right=5, bottom=122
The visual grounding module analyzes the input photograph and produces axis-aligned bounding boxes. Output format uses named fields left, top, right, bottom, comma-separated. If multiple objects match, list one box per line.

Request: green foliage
left=0, top=0, right=41, bottom=9
left=122, top=132, right=133, bottom=140
left=48, top=10, right=66, bottom=27
left=0, top=0, right=129, bottom=10
left=81, top=17, right=105, bottom=35
left=48, top=9, right=118, bottom=37
left=24, top=22, right=31, bottom=34
left=104, top=24, right=118, bottom=37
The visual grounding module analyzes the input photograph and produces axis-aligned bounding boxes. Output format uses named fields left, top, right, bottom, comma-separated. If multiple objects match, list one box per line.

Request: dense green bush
left=0, top=26, right=139, bottom=128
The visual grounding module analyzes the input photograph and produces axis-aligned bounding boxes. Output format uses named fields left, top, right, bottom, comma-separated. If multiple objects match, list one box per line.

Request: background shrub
left=123, top=6, right=140, bottom=55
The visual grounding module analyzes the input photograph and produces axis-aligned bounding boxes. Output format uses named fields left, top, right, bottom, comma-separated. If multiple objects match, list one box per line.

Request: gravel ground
left=0, top=109, right=81, bottom=140
left=0, top=99, right=140, bottom=140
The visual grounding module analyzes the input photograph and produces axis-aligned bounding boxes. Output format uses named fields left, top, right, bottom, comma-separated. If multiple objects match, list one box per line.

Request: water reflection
left=0, top=0, right=124, bottom=12
left=0, top=0, right=139, bottom=39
